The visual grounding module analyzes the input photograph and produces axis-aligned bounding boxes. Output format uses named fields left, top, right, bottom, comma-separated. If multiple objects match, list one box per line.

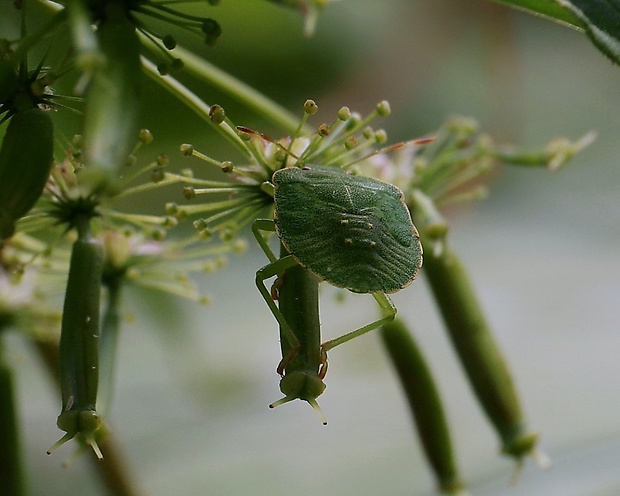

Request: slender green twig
left=140, top=37, right=306, bottom=135
left=141, top=56, right=250, bottom=156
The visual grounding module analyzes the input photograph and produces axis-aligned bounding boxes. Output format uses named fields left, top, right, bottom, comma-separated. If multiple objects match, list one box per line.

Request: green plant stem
left=140, top=37, right=305, bottom=135
left=421, top=241, right=538, bottom=461
left=30, top=338, right=144, bottom=496
left=0, top=333, right=27, bottom=496
left=141, top=57, right=251, bottom=158
left=99, top=280, right=122, bottom=417
left=380, top=319, right=466, bottom=495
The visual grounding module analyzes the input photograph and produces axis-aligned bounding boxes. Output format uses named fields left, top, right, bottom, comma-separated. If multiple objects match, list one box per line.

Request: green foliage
left=492, top=0, right=620, bottom=64
left=491, top=0, right=585, bottom=28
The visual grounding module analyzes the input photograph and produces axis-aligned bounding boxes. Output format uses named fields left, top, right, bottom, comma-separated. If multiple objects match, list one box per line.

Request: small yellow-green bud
left=375, top=129, right=388, bottom=144
left=157, top=154, right=169, bottom=167
left=304, top=99, right=318, bottom=115
left=318, top=123, right=330, bottom=137
left=376, top=100, right=391, bottom=117
left=180, top=143, right=194, bottom=157
left=150, top=167, right=165, bottom=183
left=151, top=228, right=166, bottom=241
left=182, top=186, right=195, bottom=200
left=221, top=161, right=233, bottom=172
left=163, top=216, right=178, bottom=228
left=139, top=128, right=154, bottom=144
left=193, top=218, right=208, bottom=230
left=338, top=107, right=351, bottom=121
left=345, top=137, right=358, bottom=150
left=165, top=202, right=179, bottom=215
left=209, top=104, right=226, bottom=124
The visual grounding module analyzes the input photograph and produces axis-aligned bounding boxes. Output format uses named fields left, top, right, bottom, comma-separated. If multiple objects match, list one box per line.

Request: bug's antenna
left=306, top=398, right=328, bottom=426
left=269, top=395, right=328, bottom=425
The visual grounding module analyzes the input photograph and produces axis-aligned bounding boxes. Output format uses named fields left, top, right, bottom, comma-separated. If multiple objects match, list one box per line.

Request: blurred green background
left=5, top=0, right=620, bottom=494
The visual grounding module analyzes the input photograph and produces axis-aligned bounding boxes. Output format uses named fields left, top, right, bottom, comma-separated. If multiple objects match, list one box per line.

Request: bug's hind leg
left=320, top=292, right=396, bottom=353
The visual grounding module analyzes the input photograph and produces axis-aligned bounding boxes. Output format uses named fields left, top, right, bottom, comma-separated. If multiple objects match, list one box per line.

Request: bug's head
left=269, top=370, right=328, bottom=425
left=49, top=409, right=106, bottom=461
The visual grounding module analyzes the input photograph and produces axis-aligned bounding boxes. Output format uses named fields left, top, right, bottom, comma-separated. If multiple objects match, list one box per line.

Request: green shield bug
left=273, top=165, right=422, bottom=294
left=253, top=162, right=422, bottom=421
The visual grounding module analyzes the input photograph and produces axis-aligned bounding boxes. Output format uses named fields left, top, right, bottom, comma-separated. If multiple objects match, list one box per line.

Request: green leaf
left=490, top=0, right=585, bottom=28
left=558, top=0, right=620, bottom=64
left=491, top=0, right=620, bottom=65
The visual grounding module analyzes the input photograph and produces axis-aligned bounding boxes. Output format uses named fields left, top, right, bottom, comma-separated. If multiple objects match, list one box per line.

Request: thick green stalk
left=50, top=218, right=106, bottom=459
left=32, top=337, right=144, bottom=496
left=421, top=241, right=538, bottom=461
left=0, top=335, right=27, bottom=496
left=380, top=319, right=466, bottom=494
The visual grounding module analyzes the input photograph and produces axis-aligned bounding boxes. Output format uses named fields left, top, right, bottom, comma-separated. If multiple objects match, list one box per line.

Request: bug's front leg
left=255, top=254, right=300, bottom=352
left=320, top=292, right=397, bottom=354
left=253, top=218, right=300, bottom=351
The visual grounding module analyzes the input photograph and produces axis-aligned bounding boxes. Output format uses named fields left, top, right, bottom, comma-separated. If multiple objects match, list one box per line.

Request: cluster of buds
left=172, top=99, right=421, bottom=237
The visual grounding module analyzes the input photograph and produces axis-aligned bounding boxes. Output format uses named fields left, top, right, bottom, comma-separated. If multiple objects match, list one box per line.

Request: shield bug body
left=273, top=165, right=421, bottom=294
left=254, top=164, right=422, bottom=420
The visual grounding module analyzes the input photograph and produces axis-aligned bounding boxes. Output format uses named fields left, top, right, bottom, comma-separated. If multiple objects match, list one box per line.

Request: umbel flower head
left=7, top=128, right=245, bottom=307
left=173, top=99, right=433, bottom=237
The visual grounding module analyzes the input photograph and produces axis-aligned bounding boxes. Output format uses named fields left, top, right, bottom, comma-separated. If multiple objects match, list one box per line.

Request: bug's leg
left=253, top=218, right=305, bottom=370
left=255, top=255, right=301, bottom=353
left=252, top=218, right=278, bottom=263
left=318, top=346, right=328, bottom=379
left=320, top=292, right=397, bottom=353
left=271, top=271, right=285, bottom=301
